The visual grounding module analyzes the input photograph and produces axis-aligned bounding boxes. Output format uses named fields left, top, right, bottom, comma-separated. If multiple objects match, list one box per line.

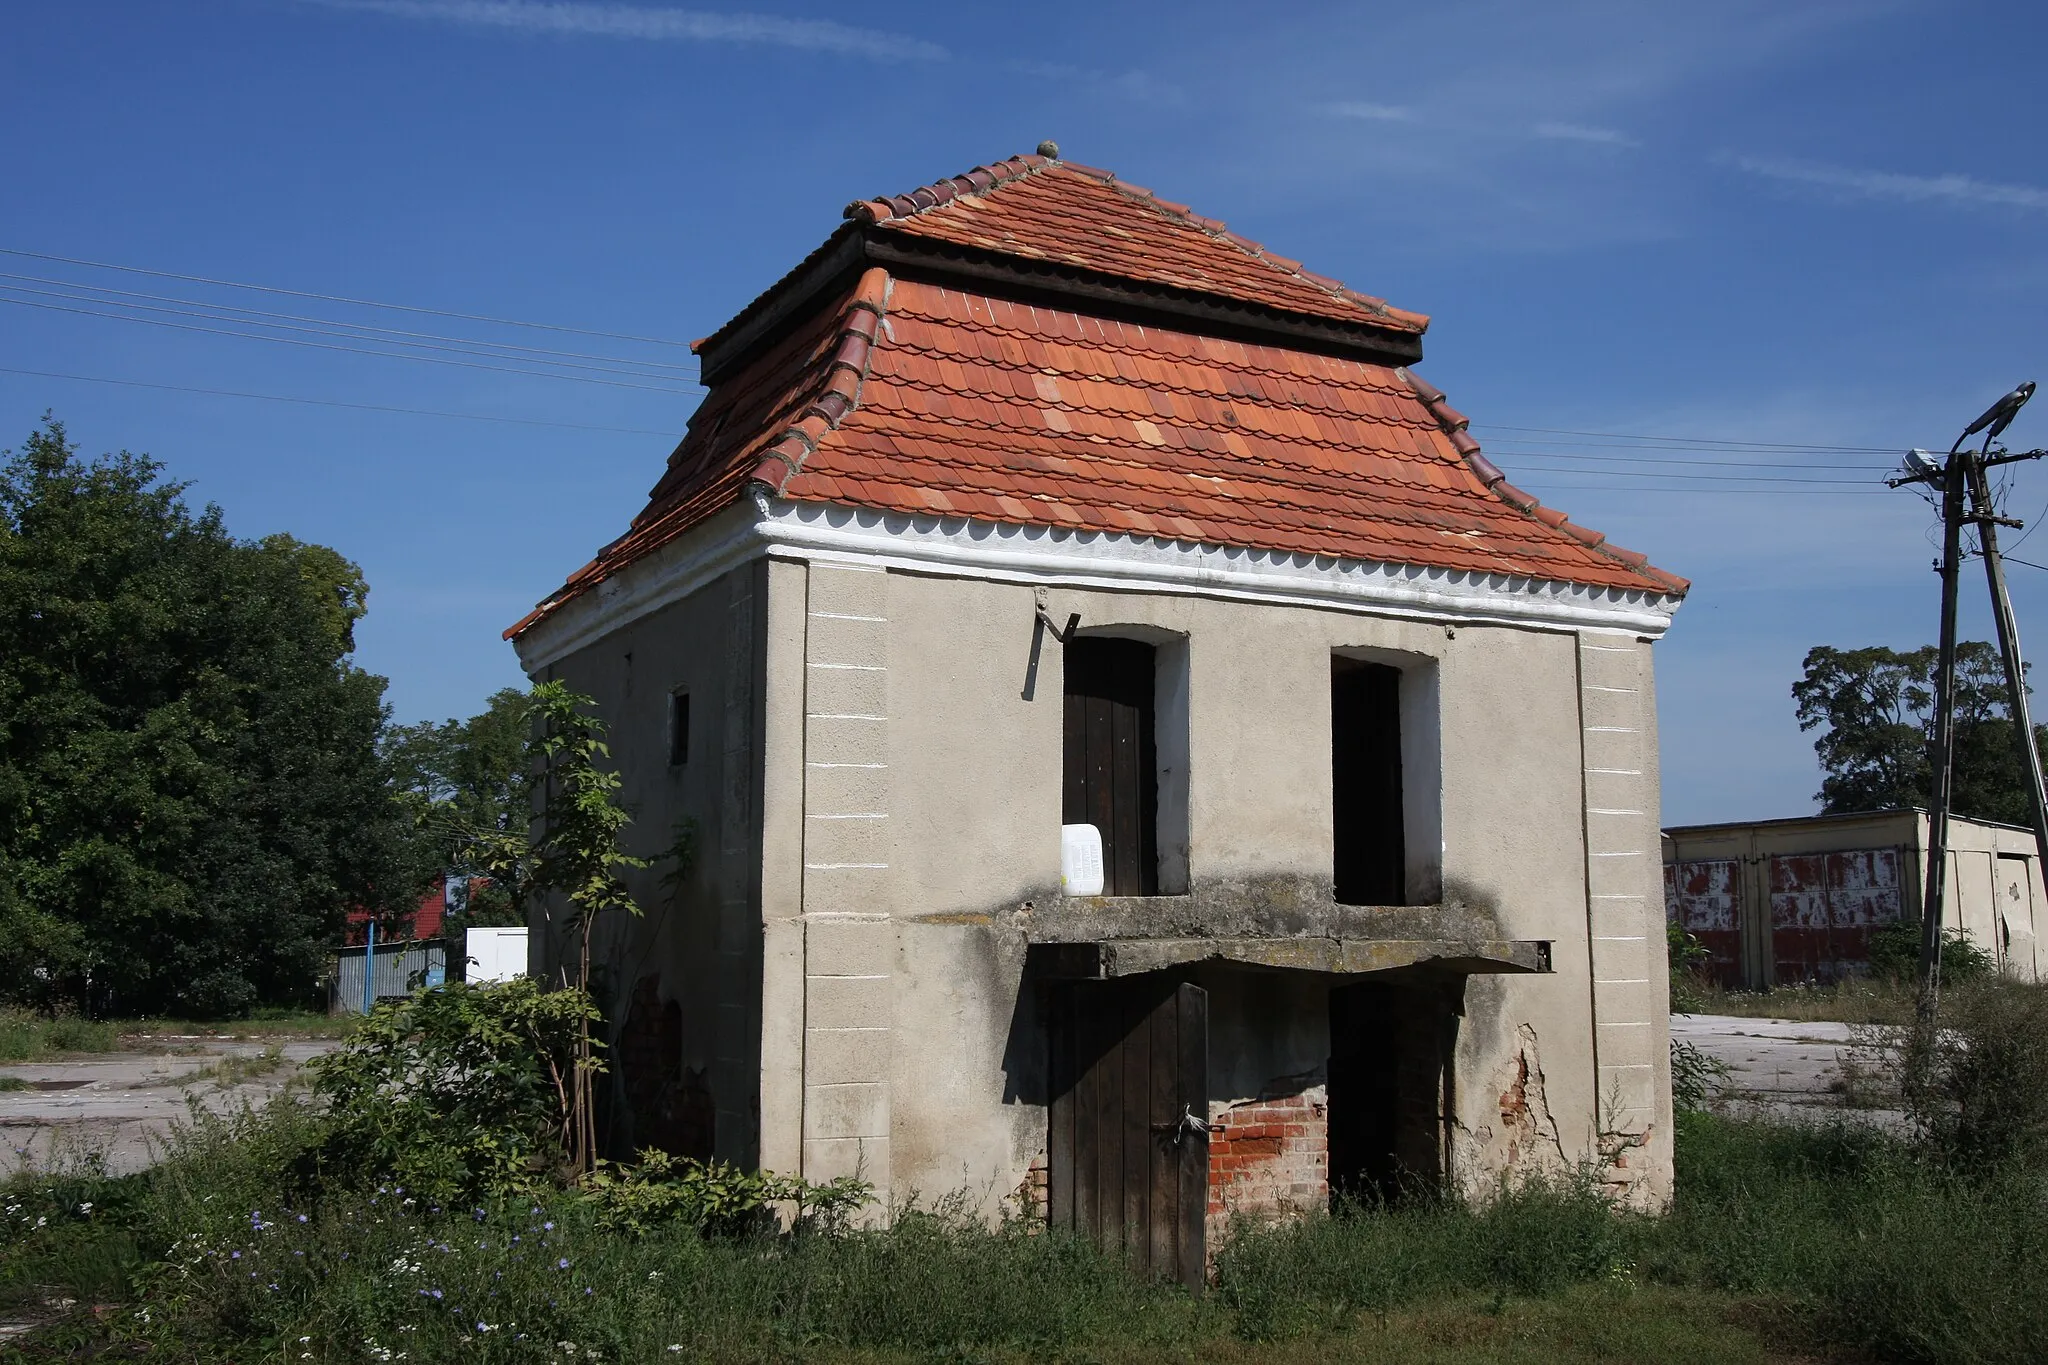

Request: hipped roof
left=509, top=154, right=1683, bottom=640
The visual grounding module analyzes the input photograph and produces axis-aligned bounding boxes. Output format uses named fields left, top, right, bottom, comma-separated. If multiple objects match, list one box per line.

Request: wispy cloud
left=1327, top=102, right=1415, bottom=123
left=305, top=0, right=948, bottom=62
left=1729, top=155, right=2048, bottom=212
left=1532, top=121, right=1637, bottom=148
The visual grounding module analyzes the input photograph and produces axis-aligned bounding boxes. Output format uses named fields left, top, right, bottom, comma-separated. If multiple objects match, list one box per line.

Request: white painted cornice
left=513, top=494, right=1682, bottom=670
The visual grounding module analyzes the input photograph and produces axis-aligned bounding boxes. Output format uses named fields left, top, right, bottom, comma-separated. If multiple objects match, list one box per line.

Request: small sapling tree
left=458, top=681, right=650, bottom=1174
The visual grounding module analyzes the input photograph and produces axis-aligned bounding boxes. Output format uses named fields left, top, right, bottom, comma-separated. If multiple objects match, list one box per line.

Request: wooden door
left=1063, top=638, right=1159, bottom=896
left=1047, top=978, right=1208, bottom=1290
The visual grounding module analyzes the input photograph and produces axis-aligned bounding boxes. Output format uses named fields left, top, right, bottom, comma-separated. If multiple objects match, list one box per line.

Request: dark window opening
left=668, top=692, right=690, bottom=767
left=1326, top=978, right=1460, bottom=1206
left=1333, top=659, right=1405, bottom=906
left=1063, top=637, right=1159, bottom=896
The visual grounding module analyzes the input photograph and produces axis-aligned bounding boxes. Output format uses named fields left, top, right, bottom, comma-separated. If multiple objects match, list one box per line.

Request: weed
left=1669, top=1039, right=1728, bottom=1112
left=204, top=1044, right=288, bottom=1090
left=0, top=1011, right=119, bottom=1061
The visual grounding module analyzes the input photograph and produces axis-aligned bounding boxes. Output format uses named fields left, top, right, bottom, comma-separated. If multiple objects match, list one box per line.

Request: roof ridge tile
left=853, top=152, right=1423, bottom=333
left=742, top=268, right=890, bottom=495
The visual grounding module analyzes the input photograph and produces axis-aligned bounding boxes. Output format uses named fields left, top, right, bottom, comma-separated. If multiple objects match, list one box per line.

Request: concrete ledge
left=1027, top=936, right=1551, bottom=979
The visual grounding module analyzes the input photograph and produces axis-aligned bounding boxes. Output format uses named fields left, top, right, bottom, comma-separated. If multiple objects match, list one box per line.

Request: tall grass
left=0, top=1010, right=119, bottom=1060
left=9, top=979, right=2048, bottom=1362
left=7, top=1105, right=2040, bottom=1363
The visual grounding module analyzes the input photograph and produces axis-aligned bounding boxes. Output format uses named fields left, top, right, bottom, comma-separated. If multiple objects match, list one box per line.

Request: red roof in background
left=345, top=878, right=445, bottom=946
left=509, top=155, right=1683, bottom=639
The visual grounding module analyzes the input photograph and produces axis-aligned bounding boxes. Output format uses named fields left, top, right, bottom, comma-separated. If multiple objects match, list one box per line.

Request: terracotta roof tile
left=851, top=159, right=1429, bottom=336
left=510, top=161, right=1684, bottom=640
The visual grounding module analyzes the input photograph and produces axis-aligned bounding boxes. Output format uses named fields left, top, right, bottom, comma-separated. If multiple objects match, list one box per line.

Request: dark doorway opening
left=1332, top=659, right=1405, bottom=906
left=1047, top=977, right=1209, bottom=1291
left=1326, top=978, right=1461, bottom=1205
left=1064, top=638, right=1159, bottom=896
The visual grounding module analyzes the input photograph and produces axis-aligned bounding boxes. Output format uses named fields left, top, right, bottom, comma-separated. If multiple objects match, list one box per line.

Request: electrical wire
left=1486, top=446, right=1890, bottom=472
left=1471, top=422, right=1894, bottom=454
left=0, top=366, right=679, bottom=435
left=0, top=245, right=696, bottom=348
left=1492, top=465, right=1875, bottom=484
left=0, top=284, right=698, bottom=384
left=0, top=272, right=701, bottom=376
left=0, top=296, right=697, bottom=394
left=1507, top=485, right=1893, bottom=495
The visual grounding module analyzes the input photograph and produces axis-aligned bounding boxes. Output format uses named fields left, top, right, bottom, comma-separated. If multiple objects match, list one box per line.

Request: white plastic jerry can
left=1061, top=823, right=1105, bottom=896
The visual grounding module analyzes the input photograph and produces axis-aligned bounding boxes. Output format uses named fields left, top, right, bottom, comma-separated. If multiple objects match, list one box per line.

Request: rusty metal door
left=1665, top=859, right=1743, bottom=986
left=1768, top=847, right=1903, bottom=983
left=1047, top=978, right=1208, bottom=1291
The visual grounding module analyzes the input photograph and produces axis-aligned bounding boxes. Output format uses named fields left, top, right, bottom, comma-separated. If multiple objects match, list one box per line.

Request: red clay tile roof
left=847, top=155, right=1429, bottom=337
left=509, top=158, right=1683, bottom=640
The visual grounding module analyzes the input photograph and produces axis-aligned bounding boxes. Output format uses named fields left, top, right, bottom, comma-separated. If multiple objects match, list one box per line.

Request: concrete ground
left=1672, top=1013, right=1905, bottom=1129
left=0, top=1036, right=340, bottom=1177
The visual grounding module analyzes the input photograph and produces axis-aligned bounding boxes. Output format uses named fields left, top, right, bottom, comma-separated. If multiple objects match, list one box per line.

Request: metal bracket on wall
left=1034, top=587, right=1081, bottom=645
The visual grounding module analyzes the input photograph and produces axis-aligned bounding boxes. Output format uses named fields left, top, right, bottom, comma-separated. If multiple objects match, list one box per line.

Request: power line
left=0, top=366, right=680, bottom=435
left=0, top=272, right=701, bottom=376
left=1506, top=465, right=1876, bottom=485
left=1486, top=446, right=1890, bottom=472
left=1505, top=481, right=1891, bottom=495
left=0, top=245, right=697, bottom=349
left=0, top=296, right=698, bottom=394
left=1472, top=422, right=1894, bottom=454
left=0, top=282, right=697, bottom=384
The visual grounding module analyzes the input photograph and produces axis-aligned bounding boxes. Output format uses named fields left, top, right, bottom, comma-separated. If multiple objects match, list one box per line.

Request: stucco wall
left=533, top=551, right=1673, bottom=1213
left=533, top=562, right=768, bottom=1167
left=775, top=567, right=1671, bottom=1212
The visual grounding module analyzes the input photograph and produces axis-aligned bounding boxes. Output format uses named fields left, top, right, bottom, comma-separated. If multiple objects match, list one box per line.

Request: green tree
left=1793, top=642, right=2047, bottom=824
left=0, top=418, right=426, bottom=1016
left=384, top=686, right=532, bottom=929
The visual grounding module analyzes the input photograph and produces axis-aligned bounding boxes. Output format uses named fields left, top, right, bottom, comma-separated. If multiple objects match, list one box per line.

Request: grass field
left=1672, top=976, right=1921, bottom=1025
left=7, top=974, right=2043, bottom=1363
left=0, top=1009, right=351, bottom=1064
left=0, top=1108, right=2037, bottom=1363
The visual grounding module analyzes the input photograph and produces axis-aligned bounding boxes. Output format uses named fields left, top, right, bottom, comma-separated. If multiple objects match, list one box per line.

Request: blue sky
left=5, top=0, right=2047, bottom=826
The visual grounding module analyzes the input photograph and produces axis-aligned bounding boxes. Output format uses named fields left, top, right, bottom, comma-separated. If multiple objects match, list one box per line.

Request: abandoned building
left=507, top=149, right=1688, bottom=1286
left=1666, top=809, right=2044, bottom=988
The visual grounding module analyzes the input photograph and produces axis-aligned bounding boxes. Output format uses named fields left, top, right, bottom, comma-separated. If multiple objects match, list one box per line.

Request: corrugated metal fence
left=331, top=941, right=446, bottom=1015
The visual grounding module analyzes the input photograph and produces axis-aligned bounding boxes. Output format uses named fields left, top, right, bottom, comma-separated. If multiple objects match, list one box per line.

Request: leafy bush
left=1900, top=976, right=2048, bottom=1170
left=583, top=1149, right=871, bottom=1237
left=1670, top=1038, right=1727, bottom=1111
left=1868, top=920, right=1994, bottom=985
left=1666, top=921, right=1713, bottom=1013
left=308, top=978, right=597, bottom=1198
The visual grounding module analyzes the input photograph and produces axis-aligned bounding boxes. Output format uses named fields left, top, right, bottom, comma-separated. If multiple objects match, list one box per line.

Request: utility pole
left=1965, top=458, right=2048, bottom=931
left=1918, top=450, right=1967, bottom=1016
left=1890, top=382, right=2044, bottom=1017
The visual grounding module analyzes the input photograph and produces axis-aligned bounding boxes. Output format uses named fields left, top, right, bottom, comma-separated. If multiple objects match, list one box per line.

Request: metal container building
left=330, top=940, right=447, bottom=1015
left=1663, top=809, right=2044, bottom=989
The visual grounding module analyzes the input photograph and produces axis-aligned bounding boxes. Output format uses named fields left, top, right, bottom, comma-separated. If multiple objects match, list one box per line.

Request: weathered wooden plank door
left=1063, top=638, right=1159, bottom=896
left=1047, top=978, right=1208, bottom=1291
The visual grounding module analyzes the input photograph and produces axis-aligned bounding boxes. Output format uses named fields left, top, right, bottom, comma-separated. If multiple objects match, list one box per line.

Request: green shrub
left=1667, top=921, right=1713, bottom=1013
left=1670, top=1038, right=1727, bottom=1111
left=1901, top=976, right=2048, bottom=1170
left=307, top=977, right=597, bottom=1199
left=583, top=1149, right=871, bottom=1237
left=1869, top=920, right=1995, bottom=985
